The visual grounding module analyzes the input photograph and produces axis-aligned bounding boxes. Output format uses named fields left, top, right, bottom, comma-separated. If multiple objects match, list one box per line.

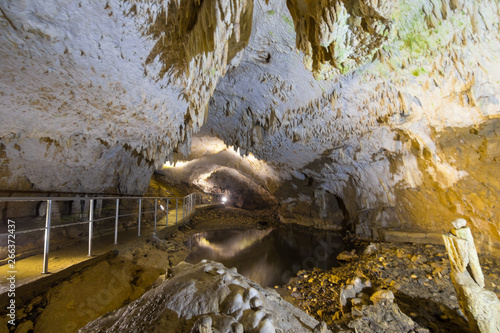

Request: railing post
left=166, top=199, right=169, bottom=227
left=88, top=199, right=94, bottom=257
left=42, top=200, right=52, bottom=274
left=114, top=198, right=119, bottom=245
left=175, top=198, right=178, bottom=224
left=138, top=198, right=142, bottom=237
left=154, top=199, right=157, bottom=236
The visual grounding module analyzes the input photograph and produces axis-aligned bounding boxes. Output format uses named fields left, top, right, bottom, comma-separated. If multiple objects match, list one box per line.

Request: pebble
left=284, top=240, right=494, bottom=330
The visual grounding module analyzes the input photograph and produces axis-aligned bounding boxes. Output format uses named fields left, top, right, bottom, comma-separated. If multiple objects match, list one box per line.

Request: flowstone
left=80, top=260, right=329, bottom=333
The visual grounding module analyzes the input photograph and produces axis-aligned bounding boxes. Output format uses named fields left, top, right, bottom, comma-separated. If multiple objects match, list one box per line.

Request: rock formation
left=203, top=0, right=500, bottom=252
left=80, top=260, right=330, bottom=332
left=443, top=219, right=500, bottom=333
left=0, top=0, right=251, bottom=194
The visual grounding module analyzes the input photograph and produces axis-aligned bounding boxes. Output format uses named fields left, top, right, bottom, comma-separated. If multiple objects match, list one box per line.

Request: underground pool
left=185, top=226, right=346, bottom=286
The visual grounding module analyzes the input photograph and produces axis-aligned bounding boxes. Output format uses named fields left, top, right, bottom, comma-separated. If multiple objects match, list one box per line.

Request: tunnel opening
left=156, top=136, right=279, bottom=211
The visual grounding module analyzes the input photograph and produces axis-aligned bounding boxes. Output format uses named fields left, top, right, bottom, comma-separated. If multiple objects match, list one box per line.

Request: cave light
left=162, top=160, right=190, bottom=168
left=193, top=170, right=217, bottom=192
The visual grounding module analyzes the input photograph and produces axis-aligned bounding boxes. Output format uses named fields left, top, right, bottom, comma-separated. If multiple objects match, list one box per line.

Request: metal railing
left=0, top=192, right=224, bottom=274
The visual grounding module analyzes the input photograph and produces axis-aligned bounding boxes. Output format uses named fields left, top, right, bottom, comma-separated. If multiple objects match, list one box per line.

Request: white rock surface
left=443, top=221, right=500, bottom=333
left=80, top=260, right=329, bottom=333
left=0, top=0, right=251, bottom=193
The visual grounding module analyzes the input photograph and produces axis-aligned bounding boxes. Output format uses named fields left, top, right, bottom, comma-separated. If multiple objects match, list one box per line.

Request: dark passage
left=186, top=226, right=346, bottom=286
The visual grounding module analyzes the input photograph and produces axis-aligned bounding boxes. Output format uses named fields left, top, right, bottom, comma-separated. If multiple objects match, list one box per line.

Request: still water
left=185, top=226, right=346, bottom=286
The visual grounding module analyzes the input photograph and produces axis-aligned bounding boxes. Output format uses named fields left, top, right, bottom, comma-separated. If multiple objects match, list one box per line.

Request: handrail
left=0, top=195, right=184, bottom=202
left=0, top=192, right=223, bottom=274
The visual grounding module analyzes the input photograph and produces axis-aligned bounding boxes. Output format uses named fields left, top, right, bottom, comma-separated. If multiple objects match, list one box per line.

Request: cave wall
left=156, top=136, right=278, bottom=209
left=204, top=0, right=500, bottom=252
left=0, top=0, right=251, bottom=194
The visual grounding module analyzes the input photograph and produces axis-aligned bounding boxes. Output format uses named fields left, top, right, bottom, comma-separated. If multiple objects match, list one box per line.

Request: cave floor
left=1, top=206, right=499, bottom=332
left=282, top=241, right=500, bottom=332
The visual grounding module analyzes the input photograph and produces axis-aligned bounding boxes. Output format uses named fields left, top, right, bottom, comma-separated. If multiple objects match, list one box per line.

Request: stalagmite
left=442, top=219, right=500, bottom=333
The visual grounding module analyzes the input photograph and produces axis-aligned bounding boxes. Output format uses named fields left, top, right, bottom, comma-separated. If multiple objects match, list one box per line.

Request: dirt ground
left=283, top=240, right=500, bottom=332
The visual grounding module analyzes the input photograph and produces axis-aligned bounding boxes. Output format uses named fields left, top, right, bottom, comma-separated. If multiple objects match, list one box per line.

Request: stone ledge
left=379, top=229, right=444, bottom=245
left=379, top=229, right=500, bottom=257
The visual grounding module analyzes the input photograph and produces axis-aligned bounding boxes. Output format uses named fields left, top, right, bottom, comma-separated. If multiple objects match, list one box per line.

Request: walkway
left=0, top=195, right=217, bottom=294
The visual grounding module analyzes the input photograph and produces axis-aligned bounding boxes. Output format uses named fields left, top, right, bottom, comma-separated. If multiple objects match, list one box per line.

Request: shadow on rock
left=395, top=293, right=471, bottom=333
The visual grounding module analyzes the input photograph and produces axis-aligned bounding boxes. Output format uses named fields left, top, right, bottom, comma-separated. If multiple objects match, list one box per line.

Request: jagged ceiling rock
left=156, top=136, right=278, bottom=209
left=203, top=0, right=500, bottom=253
left=287, top=0, right=397, bottom=79
left=0, top=0, right=251, bottom=193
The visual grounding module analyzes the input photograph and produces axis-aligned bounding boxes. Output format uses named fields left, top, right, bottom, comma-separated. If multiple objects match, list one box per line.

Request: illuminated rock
left=80, top=260, right=330, bottom=332
left=443, top=219, right=500, bottom=333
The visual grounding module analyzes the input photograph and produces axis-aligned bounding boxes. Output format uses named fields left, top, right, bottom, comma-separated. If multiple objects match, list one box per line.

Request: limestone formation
left=80, top=260, right=330, bottom=332
left=287, top=0, right=397, bottom=79
left=443, top=219, right=500, bottom=333
left=205, top=0, right=500, bottom=252
left=0, top=0, right=251, bottom=194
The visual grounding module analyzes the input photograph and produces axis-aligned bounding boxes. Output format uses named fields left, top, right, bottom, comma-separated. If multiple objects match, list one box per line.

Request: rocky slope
left=80, top=260, right=330, bottom=333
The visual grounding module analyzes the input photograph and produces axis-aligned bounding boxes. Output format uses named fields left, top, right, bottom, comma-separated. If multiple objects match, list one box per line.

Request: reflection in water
left=186, top=227, right=345, bottom=287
